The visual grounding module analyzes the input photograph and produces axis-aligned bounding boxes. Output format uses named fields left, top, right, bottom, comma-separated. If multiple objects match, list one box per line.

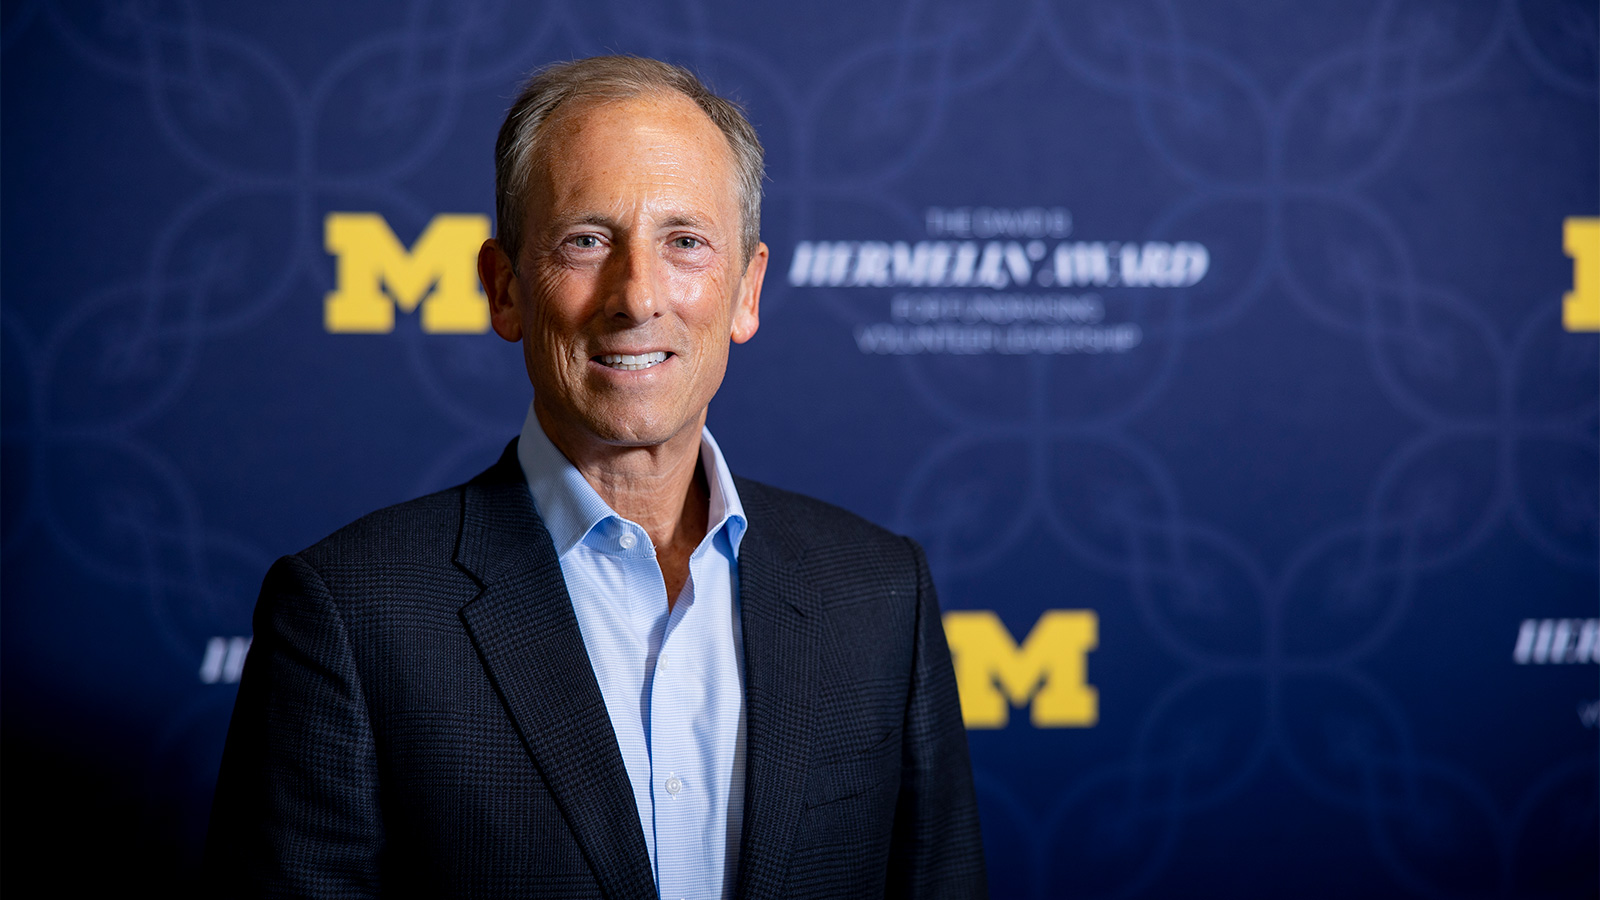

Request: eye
left=570, top=234, right=602, bottom=249
left=672, top=236, right=703, bottom=250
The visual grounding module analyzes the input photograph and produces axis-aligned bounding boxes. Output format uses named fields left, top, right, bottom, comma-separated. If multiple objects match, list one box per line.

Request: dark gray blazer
left=205, top=441, right=986, bottom=898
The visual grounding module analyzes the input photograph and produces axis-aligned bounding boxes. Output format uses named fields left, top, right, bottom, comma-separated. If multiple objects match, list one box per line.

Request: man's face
left=484, top=92, right=766, bottom=454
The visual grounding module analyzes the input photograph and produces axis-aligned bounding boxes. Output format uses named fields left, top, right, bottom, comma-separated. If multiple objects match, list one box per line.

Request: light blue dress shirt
left=517, top=404, right=748, bottom=900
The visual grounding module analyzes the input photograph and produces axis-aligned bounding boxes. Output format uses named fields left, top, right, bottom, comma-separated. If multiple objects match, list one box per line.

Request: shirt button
left=618, top=531, right=638, bottom=550
left=658, top=653, right=669, bottom=672
left=664, top=775, right=683, bottom=795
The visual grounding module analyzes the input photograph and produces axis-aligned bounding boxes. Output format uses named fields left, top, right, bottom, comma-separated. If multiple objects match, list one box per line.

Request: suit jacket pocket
left=804, top=724, right=902, bottom=809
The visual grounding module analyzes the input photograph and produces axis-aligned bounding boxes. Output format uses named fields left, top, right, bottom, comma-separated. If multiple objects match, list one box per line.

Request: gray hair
left=494, top=56, right=765, bottom=267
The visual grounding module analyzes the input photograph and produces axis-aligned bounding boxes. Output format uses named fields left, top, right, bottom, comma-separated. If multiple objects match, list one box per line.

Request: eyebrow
left=660, top=215, right=708, bottom=230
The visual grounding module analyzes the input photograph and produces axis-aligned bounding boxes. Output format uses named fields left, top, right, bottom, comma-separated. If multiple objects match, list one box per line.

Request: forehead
left=531, top=92, right=739, bottom=212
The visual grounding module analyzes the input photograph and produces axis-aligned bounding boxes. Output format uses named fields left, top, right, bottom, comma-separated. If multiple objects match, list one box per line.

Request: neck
left=535, top=405, right=711, bottom=606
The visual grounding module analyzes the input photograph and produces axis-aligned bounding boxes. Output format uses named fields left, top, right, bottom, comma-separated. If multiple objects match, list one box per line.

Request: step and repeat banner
left=3, top=1, right=1597, bottom=895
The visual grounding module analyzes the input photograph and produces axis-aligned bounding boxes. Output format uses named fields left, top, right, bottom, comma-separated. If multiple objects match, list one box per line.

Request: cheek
left=526, top=278, right=590, bottom=351
left=662, top=266, right=739, bottom=330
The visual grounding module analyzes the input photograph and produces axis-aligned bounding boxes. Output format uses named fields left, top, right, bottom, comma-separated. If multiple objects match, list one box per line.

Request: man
left=206, top=56, right=985, bottom=899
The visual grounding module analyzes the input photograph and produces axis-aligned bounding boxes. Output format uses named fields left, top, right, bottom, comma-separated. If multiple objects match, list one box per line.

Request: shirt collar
left=516, top=402, right=747, bottom=559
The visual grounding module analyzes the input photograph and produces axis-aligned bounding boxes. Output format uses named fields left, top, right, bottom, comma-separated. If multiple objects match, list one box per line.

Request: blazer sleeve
left=204, top=554, right=384, bottom=898
left=886, top=538, right=989, bottom=899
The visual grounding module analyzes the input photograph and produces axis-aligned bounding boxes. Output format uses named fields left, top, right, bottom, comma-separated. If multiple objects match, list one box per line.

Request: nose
left=602, top=239, right=660, bottom=325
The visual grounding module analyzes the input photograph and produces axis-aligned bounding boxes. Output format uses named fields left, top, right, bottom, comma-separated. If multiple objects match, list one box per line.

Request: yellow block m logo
left=944, top=610, right=1098, bottom=728
left=324, top=213, right=490, bottom=333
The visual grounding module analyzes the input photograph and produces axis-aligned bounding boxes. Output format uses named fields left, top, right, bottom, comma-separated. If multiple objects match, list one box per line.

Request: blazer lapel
left=455, top=442, right=656, bottom=900
left=732, top=480, right=823, bottom=900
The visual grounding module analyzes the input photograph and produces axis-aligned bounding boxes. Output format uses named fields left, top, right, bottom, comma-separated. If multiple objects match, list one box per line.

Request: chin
left=586, top=413, right=692, bottom=448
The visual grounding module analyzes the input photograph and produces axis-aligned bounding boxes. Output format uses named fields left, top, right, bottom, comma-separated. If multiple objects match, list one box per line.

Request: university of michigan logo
left=324, top=213, right=491, bottom=333
left=944, top=610, right=1098, bottom=728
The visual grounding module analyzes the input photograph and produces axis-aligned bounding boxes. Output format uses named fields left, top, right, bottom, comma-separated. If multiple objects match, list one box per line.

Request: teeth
left=598, top=351, right=668, bottom=371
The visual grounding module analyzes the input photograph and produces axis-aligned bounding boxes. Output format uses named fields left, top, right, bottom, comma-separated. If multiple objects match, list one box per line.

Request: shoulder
left=736, top=477, right=912, bottom=552
left=734, top=477, right=927, bottom=593
left=256, top=470, right=517, bottom=643
left=293, top=484, right=467, bottom=572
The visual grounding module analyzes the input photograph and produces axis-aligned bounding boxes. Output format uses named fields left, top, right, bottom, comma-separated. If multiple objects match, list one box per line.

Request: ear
left=479, top=238, right=522, bottom=342
left=730, top=241, right=767, bottom=344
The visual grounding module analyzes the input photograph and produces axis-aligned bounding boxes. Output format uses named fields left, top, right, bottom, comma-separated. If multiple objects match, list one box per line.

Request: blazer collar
left=455, top=440, right=657, bottom=900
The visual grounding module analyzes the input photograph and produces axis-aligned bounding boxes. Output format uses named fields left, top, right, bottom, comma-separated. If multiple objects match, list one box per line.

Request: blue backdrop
left=4, top=1, right=1598, bottom=896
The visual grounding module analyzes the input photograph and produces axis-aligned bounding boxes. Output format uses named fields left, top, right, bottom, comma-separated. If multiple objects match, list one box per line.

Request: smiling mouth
left=596, top=351, right=670, bottom=371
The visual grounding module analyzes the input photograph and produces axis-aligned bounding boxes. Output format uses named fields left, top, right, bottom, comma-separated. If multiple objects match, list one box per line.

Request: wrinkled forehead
left=529, top=92, right=741, bottom=209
